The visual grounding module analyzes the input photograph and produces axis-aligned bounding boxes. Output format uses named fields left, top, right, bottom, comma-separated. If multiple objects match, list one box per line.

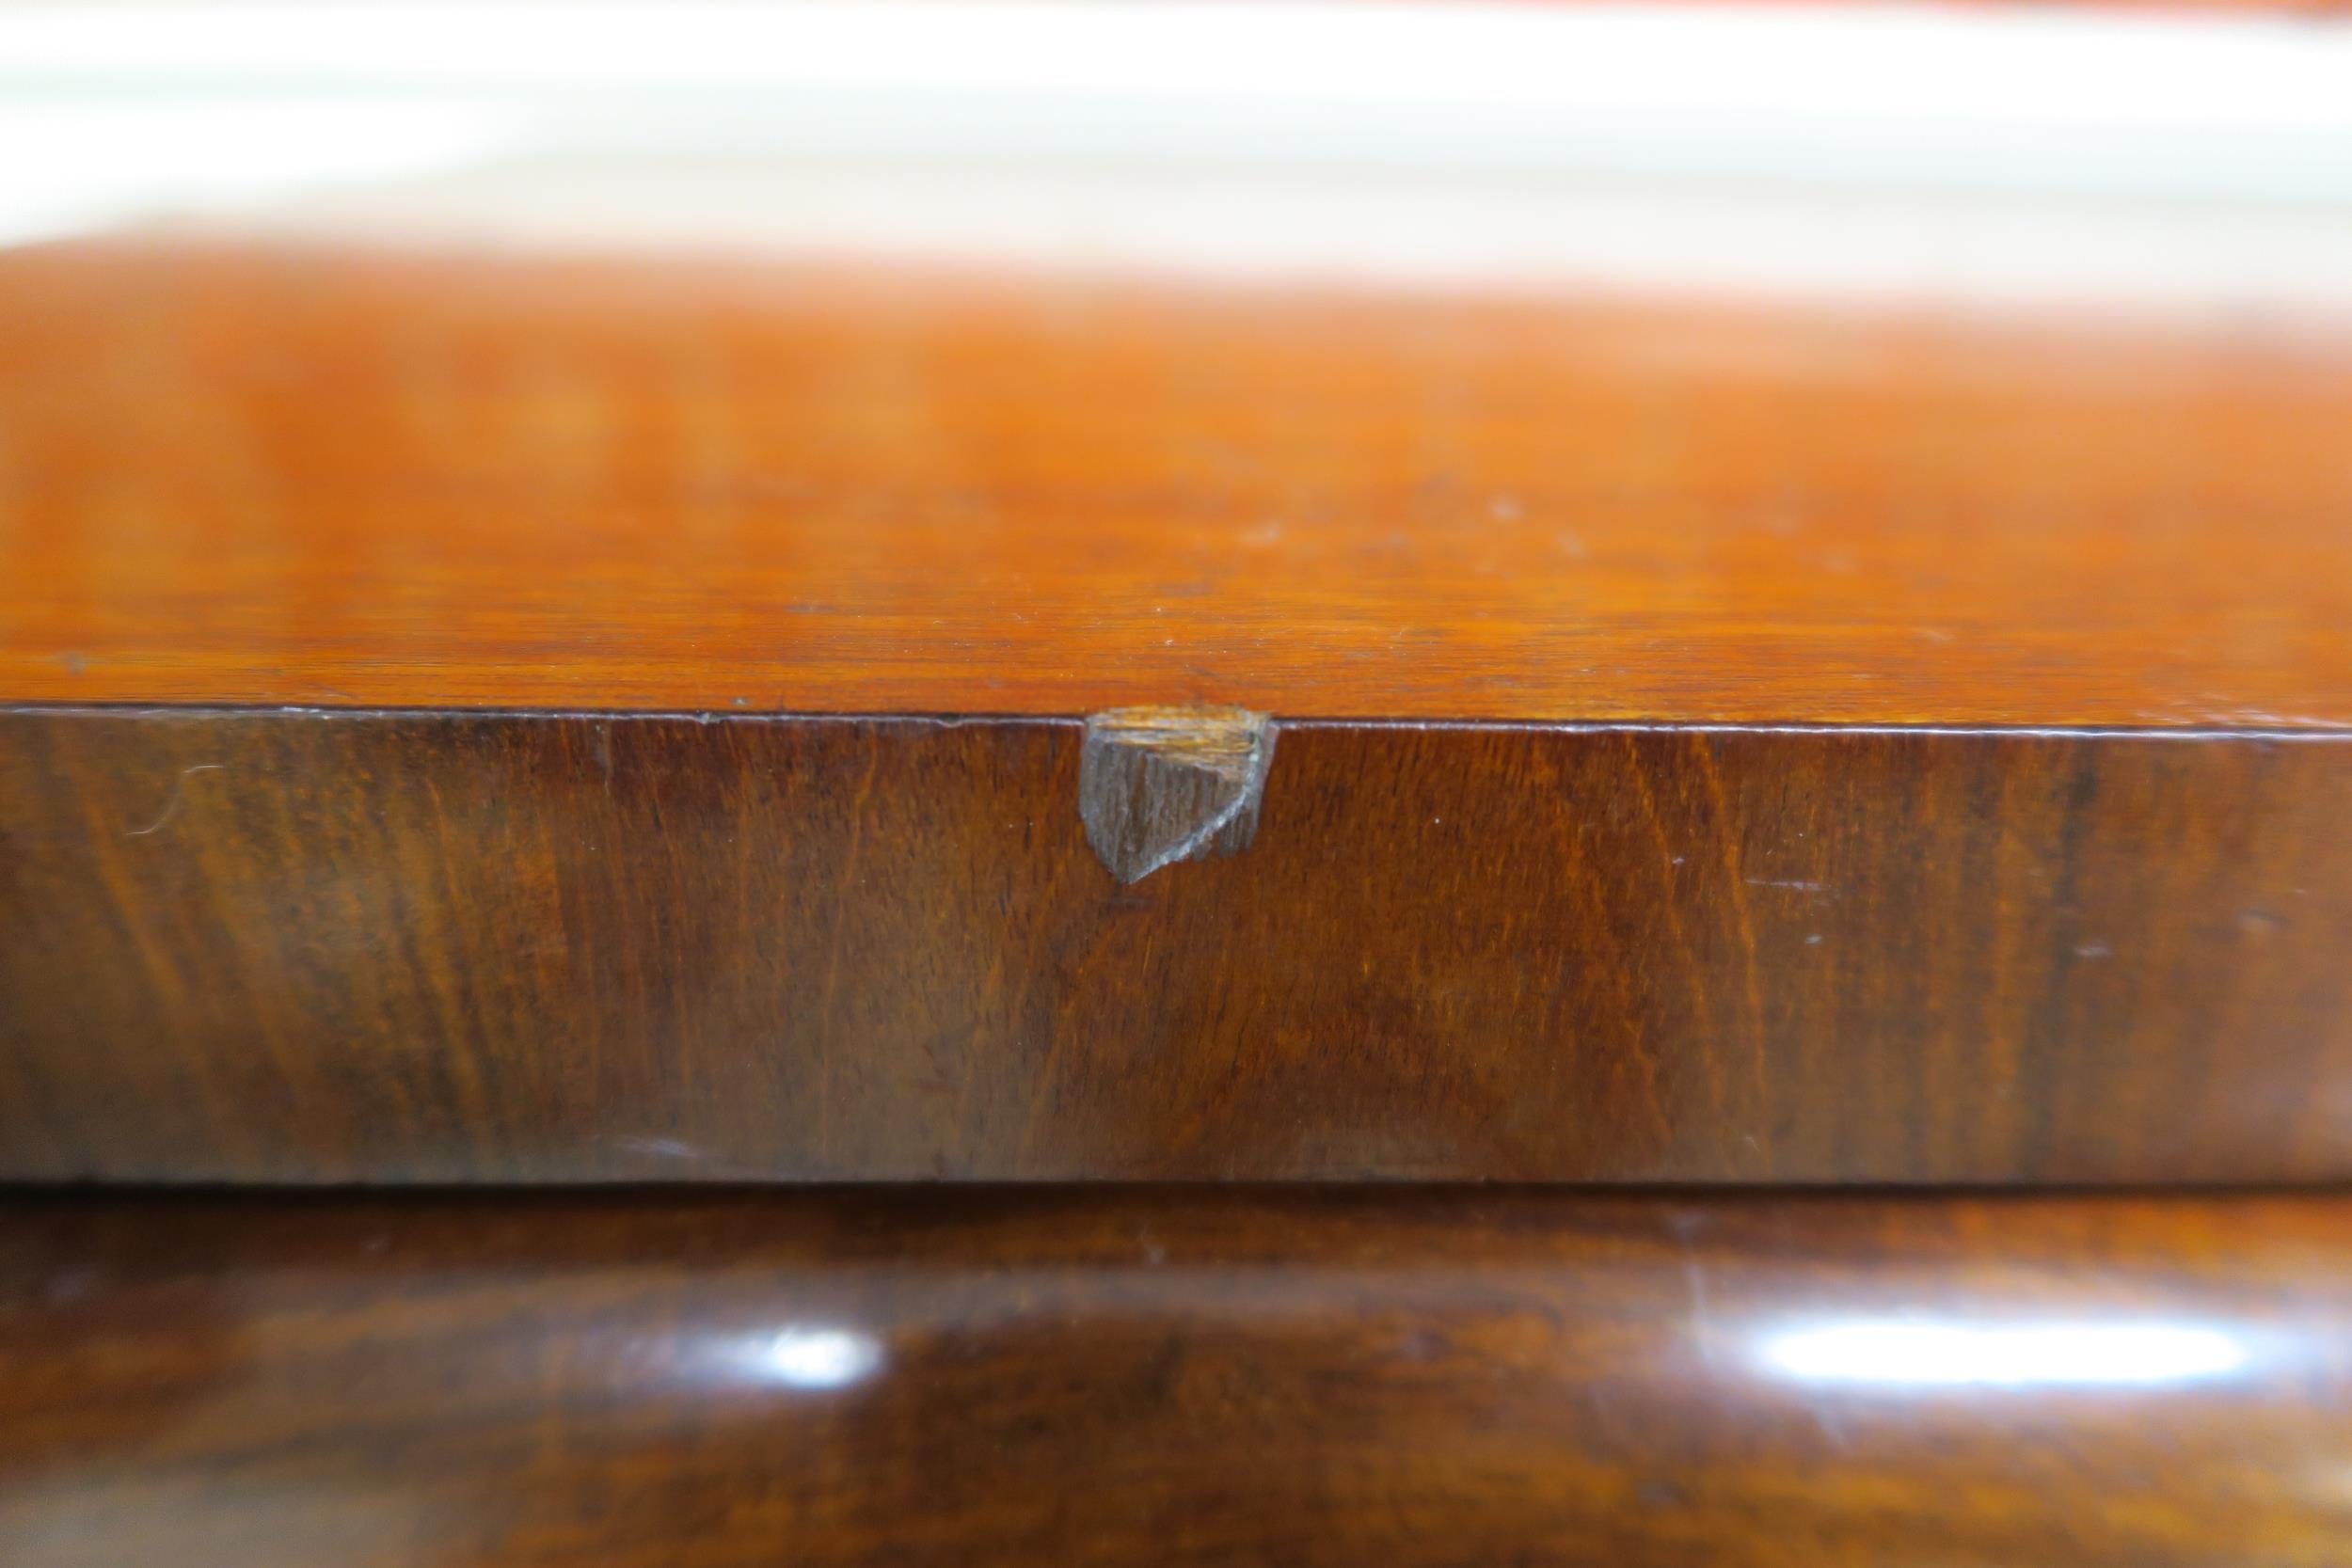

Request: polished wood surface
left=3, top=1187, right=2347, bottom=1568
left=7, top=707, right=2346, bottom=1184
left=5, top=243, right=2350, bottom=725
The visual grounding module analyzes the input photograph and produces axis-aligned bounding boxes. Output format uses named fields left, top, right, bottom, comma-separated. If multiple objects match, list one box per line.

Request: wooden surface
left=4, top=1187, right=2348, bottom=1568
left=7, top=706, right=2347, bottom=1184
left=4, top=243, right=2351, bottom=725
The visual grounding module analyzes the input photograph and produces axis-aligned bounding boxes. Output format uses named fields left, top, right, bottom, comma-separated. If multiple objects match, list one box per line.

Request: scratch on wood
left=126, top=763, right=225, bottom=837
left=1079, top=706, right=1275, bottom=883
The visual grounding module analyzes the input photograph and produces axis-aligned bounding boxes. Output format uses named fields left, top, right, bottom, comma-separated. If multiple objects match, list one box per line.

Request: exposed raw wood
left=1077, top=706, right=1273, bottom=883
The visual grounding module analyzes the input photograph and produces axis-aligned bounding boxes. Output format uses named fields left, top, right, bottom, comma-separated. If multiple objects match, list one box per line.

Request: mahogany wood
left=4, top=1187, right=2347, bottom=1568
left=5, top=244, right=2350, bottom=727
left=5, top=707, right=2346, bottom=1184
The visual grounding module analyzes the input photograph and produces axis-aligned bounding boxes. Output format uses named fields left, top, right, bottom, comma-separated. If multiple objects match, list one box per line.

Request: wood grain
left=4, top=1187, right=2349, bottom=1568
left=4, top=243, right=2350, bottom=725
left=6, top=706, right=2346, bottom=1184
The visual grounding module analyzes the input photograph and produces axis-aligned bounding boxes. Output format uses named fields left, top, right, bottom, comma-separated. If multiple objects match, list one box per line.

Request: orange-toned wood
left=4, top=1188, right=2349, bottom=1568
left=4, top=242, right=2349, bottom=726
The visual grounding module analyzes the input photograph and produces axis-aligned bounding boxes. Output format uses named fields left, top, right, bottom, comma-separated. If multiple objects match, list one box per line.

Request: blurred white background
left=5, top=0, right=2352, bottom=315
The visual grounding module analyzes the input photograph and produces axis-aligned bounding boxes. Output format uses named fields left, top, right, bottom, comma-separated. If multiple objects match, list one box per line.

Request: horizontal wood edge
left=11, top=702, right=2352, bottom=738
left=7, top=706, right=2349, bottom=1185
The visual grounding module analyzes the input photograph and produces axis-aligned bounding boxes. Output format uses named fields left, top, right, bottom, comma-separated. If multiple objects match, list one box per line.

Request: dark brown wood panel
left=5, top=244, right=2351, bottom=725
left=5, top=707, right=2346, bottom=1184
left=4, top=1187, right=2349, bottom=1568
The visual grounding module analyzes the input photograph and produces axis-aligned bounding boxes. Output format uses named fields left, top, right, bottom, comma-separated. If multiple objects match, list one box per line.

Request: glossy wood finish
left=6, top=707, right=2347, bottom=1184
left=5, top=244, right=2351, bottom=725
left=4, top=1187, right=2349, bottom=1568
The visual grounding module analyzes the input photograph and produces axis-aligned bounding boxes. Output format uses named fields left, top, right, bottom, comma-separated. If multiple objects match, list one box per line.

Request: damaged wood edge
left=1078, top=706, right=1277, bottom=883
